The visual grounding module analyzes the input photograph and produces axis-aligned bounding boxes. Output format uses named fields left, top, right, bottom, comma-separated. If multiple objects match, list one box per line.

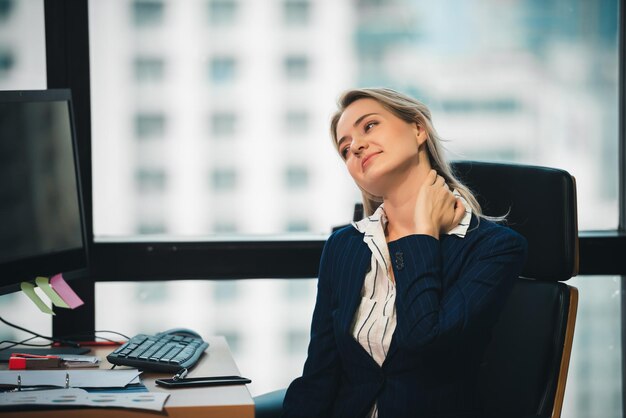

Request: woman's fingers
left=452, top=198, right=466, bottom=226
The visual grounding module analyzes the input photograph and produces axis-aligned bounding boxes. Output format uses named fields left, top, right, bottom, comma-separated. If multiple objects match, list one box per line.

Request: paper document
left=0, top=369, right=140, bottom=388
left=59, top=355, right=101, bottom=368
left=0, top=388, right=169, bottom=412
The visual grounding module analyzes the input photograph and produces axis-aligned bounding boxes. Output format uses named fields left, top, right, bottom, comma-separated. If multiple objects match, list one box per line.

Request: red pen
left=8, top=353, right=62, bottom=370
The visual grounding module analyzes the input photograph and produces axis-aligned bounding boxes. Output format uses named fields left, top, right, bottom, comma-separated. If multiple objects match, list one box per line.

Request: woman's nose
left=351, top=135, right=368, bottom=156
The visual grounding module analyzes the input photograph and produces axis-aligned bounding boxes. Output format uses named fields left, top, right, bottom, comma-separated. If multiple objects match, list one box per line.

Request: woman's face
left=335, top=98, right=428, bottom=197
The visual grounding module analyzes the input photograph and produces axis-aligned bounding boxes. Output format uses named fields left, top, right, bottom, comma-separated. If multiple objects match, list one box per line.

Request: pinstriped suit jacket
left=283, top=216, right=527, bottom=418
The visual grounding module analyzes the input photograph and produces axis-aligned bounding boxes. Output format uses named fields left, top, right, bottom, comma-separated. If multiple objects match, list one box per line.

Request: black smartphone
left=155, top=375, right=251, bottom=388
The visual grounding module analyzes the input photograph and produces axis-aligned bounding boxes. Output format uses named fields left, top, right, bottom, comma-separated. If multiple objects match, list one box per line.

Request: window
left=0, top=49, right=14, bottom=77
left=0, top=0, right=13, bottom=21
left=284, top=0, right=310, bottom=26
left=285, top=166, right=309, bottom=190
left=136, top=167, right=167, bottom=193
left=135, top=113, right=165, bottom=139
left=213, top=220, right=237, bottom=233
left=286, top=329, right=309, bottom=354
left=219, top=330, right=242, bottom=354
left=286, top=219, right=309, bottom=232
left=137, top=221, right=166, bottom=234
left=285, top=110, right=309, bottom=134
left=211, top=167, right=237, bottom=191
left=211, top=111, right=237, bottom=138
left=214, top=281, right=239, bottom=301
left=210, top=56, right=236, bottom=84
left=89, top=1, right=622, bottom=409
left=134, top=57, right=165, bottom=82
left=284, top=55, right=309, bottom=80
left=208, top=0, right=237, bottom=26
left=285, top=280, right=314, bottom=299
left=135, top=282, right=169, bottom=303
left=132, top=0, right=164, bottom=27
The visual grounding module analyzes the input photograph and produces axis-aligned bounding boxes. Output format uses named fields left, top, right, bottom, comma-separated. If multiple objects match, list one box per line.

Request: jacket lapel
left=335, top=233, right=382, bottom=368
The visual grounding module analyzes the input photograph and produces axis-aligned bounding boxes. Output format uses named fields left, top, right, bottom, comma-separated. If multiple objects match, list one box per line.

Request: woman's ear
left=414, top=123, right=428, bottom=146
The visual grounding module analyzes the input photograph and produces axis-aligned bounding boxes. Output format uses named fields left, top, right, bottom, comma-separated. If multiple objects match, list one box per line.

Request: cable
left=61, top=330, right=129, bottom=343
left=0, top=336, right=49, bottom=351
left=0, top=316, right=80, bottom=348
left=95, top=330, right=130, bottom=340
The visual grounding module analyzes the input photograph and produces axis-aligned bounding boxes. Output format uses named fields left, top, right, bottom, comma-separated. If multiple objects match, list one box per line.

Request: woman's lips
left=362, top=152, right=381, bottom=170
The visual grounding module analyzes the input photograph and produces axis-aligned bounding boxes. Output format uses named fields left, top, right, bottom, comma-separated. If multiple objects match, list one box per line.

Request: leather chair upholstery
left=255, top=161, right=579, bottom=418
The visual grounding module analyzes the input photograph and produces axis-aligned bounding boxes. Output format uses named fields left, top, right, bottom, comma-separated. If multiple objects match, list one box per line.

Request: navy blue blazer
left=283, top=215, right=527, bottom=418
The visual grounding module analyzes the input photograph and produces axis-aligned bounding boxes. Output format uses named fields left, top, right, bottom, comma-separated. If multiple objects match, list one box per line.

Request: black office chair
left=255, top=161, right=579, bottom=418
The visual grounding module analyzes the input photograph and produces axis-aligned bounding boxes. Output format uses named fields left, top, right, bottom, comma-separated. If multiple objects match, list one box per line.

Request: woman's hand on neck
left=384, top=161, right=465, bottom=242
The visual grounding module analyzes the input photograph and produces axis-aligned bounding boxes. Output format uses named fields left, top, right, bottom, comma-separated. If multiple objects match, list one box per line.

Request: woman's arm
left=389, top=225, right=527, bottom=353
left=282, top=232, right=342, bottom=418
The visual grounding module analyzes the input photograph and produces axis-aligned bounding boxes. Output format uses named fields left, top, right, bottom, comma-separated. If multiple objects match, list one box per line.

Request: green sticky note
left=35, top=276, right=70, bottom=308
left=20, top=282, right=55, bottom=315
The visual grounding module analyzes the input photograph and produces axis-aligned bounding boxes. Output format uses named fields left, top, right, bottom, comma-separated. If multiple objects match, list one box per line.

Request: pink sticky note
left=49, top=273, right=84, bottom=309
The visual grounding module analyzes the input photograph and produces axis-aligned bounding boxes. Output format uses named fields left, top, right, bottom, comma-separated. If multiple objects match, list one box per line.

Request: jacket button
left=394, top=251, right=404, bottom=270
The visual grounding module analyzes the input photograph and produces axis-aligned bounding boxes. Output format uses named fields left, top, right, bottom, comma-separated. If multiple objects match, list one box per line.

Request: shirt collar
left=352, top=190, right=473, bottom=239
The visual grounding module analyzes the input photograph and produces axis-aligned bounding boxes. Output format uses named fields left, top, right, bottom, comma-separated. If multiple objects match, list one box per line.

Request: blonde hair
left=330, top=87, right=487, bottom=219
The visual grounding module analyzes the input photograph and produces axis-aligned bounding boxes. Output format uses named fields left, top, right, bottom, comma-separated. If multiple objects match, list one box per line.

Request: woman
left=282, top=88, right=527, bottom=418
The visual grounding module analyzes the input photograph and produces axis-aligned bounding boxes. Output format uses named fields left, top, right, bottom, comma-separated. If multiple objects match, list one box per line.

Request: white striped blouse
left=350, top=192, right=471, bottom=418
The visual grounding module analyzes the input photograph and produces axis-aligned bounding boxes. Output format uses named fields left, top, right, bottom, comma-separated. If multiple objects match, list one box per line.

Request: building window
left=211, top=168, right=237, bottom=191
left=208, top=0, right=237, bottom=26
left=283, top=0, right=310, bottom=26
left=218, top=330, right=241, bottom=354
left=0, top=49, right=14, bottom=77
left=286, top=219, right=309, bottom=232
left=285, top=110, right=309, bottom=134
left=441, top=98, right=520, bottom=113
left=210, top=56, right=236, bottom=84
left=0, top=0, right=14, bottom=21
left=132, top=0, right=164, bottom=27
left=135, top=113, right=166, bottom=139
left=135, top=282, right=169, bottom=303
left=285, top=279, right=314, bottom=299
left=137, top=222, right=166, bottom=234
left=211, top=112, right=237, bottom=138
left=286, top=329, right=309, bottom=355
left=284, top=55, right=309, bottom=80
left=136, top=167, right=167, bottom=193
left=214, top=281, right=239, bottom=301
left=285, top=166, right=309, bottom=190
left=213, top=220, right=238, bottom=233
left=134, top=57, right=165, bottom=82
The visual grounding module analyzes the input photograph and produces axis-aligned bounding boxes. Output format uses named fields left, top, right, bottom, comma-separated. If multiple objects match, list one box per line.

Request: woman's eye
left=341, top=147, right=350, bottom=159
left=364, top=121, right=377, bottom=132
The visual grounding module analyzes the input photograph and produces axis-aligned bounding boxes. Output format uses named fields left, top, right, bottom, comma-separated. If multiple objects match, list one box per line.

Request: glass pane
left=0, top=0, right=49, bottom=338
left=95, top=279, right=318, bottom=396
left=96, top=274, right=623, bottom=416
left=0, top=0, right=46, bottom=90
left=562, top=275, right=622, bottom=417
left=90, top=0, right=618, bottom=239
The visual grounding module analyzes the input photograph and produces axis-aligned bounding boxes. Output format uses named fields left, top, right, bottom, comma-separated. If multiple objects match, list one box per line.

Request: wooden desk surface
left=1, top=336, right=254, bottom=418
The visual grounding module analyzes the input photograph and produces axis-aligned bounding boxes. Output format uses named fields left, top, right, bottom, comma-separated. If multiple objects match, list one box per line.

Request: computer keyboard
left=107, top=331, right=209, bottom=373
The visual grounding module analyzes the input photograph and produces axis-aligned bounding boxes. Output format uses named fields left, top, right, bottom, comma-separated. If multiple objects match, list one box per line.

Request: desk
left=1, top=336, right=254, bottom=418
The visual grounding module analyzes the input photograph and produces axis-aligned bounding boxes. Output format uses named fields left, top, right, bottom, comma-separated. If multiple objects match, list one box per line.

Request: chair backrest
left=451, top=161, right=579, bottom=418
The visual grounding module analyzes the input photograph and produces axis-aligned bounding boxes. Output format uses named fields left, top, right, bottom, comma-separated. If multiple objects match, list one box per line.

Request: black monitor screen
left=0, top=90, right=87, bottom=293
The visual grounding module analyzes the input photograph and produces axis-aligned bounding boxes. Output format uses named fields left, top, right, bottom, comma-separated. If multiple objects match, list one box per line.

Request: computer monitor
left=0, top=89, right=88, bottom=296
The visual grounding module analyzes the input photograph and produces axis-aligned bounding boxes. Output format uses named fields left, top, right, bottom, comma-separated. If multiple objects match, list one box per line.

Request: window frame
left=46, top=0, right=626, bottom=340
